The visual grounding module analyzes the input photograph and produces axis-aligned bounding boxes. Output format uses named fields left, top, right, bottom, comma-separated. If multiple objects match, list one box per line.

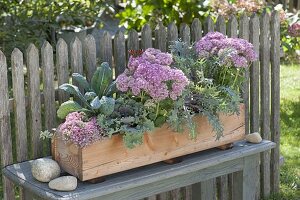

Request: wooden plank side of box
left=54, top=104, right=245, bottom=181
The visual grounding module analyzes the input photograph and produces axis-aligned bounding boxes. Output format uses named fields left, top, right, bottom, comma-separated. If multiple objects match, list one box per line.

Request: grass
left=266, top=64, right=300, bottom=200
left=1, top=65, right=299, bottom=199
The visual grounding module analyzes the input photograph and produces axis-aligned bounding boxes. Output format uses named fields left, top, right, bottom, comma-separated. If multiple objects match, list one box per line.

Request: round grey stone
left=31, top=158, right=60, bottom=182
left=48, top=176, right=77, bottom=191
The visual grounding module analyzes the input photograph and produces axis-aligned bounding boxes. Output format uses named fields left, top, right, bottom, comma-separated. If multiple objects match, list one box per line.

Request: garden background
left=0, top=0, right=299, bottom=199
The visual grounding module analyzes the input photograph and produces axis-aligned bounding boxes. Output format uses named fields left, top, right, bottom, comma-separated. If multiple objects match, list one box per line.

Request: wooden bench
left=3, top=140, right=275, bottom=200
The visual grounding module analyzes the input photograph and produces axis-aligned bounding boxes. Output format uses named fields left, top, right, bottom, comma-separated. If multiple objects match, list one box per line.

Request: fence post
left=0, top=50, right=15, bottom=200
left=27, top=44, right=43, bottom=159
left=56, top=38, right=69, bottom=103
left=41, top=41, right=56, bottom=155
left=84, top=35, right=97, bottom=82
left=260, top=11, right=271, bottom=198
left=270, top=10, right=280, bottom=194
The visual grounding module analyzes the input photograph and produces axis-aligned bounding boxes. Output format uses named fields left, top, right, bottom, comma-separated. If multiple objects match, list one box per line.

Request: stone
left=31, top=158, right=60, bottom=182
left=246, top=132, right=262, bottom=143
left=48, top=176, right=77, bottom=191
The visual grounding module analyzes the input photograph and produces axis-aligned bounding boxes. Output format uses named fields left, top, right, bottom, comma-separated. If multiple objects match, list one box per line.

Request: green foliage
left=279, top=12, right=300, bottom=64
left=0, top=0, right=115, bottom=57
left=57, top=100, right=82, bottom=119
left=58, top=62, right=116, bottom=118
left=116, top=0, right=211, bottom=31
left=170, top=40, right=242, bottom=139
left=97, top=97, right=155, bottom=148
left=40, top=130, right=54, bottom=140
left=91, top=62, right=114, bottom=97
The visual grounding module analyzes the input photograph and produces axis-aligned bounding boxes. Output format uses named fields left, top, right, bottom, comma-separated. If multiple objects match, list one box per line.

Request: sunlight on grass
left=271, top=64, right=300, bottom=200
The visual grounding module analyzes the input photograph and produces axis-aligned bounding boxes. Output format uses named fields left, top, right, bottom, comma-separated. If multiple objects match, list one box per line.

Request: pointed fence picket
left=0, top=12, right=281, bottom=200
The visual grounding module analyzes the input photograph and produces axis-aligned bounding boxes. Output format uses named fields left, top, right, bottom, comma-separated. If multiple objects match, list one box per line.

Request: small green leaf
left=72, top=73, right=91, bottom=91
left=57, top=100, right=82, bottom=119
left=154, top=115, right=166, bottom=127
left=99, top=96, right=115, bottom=115
left=90, top=96, right=101, bottom=109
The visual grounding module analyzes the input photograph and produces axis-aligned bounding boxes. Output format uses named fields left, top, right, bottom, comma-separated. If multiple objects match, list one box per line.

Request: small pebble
left=49, top=176, right=77, bottom=191
left=245, top=132, right=262, bottom=144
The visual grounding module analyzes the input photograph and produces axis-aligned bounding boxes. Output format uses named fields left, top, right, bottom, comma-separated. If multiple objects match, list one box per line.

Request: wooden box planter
left=52, top=104, right=245, bottom=181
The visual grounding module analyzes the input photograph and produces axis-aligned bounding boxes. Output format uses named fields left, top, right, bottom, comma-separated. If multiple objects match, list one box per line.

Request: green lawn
left=267, top=64, right=300, bottom=200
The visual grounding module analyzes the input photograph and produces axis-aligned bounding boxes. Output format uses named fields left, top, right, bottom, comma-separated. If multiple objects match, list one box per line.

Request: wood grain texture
left=180, top=23, right=190, bottom=45
left=232, top=171, right=243, bottom=200
left=26, top=44, right=42, bottom=159
left=11, top=48, right=28, bottom=162
left=200, top=179, right=216, bottom=200
left=114, top=31, right=126, bottom=76
left=270, top=11, right=280, bottom=194
left=216, top=15, right=226, bottom=34
left=0, top=50, right=16, bottom=200
left=56, top=38, right=69, bottom=103
left=155, top=22, right=167, bottom=52
left=204, top=16, right=214, bottom=34
left=239, top=13, right=250, bottom=135
left=227, top=15, right=238, bottom=38
left=100, top=31, right=113, bottom=66
left=83, top=35, right=97, bottom=82
left=142, top=24, right=152, bottom=49
left=243, top=154, right=260, bottom=200
left=128, top=29, right=139, bottom=52
left=41, top=41, right=56, bottom=155
left=249, top=14, right=260, bottom=133
left=191, top=18, right=202, bottom=42
left=4, top=140, right=276, bottom=200
left=53, top=105, right=245, bottom=181
left=259, top=11, right=271, bottom=198
left=217, top=175, right=228, bottom=200
left=167, top=22, right=178, bottom=47
left=70, top=37, right=84, bottom=95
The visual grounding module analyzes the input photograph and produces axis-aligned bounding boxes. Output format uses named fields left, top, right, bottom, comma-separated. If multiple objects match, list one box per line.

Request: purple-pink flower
left=195, top=32, right=258, bottom=68
left=116, top=48, right=189, bottom=101
left=288, top=22, right=300, bottom=37
left=58, top=112, right=104, bottom=147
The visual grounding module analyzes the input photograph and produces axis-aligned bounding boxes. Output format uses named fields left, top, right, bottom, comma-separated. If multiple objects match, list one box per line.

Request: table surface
left=3, top=140, right=276, bottom=200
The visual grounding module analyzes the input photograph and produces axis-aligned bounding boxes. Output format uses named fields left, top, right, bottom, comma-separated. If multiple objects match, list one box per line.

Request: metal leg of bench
left=233, top=154, right=260, bottom=200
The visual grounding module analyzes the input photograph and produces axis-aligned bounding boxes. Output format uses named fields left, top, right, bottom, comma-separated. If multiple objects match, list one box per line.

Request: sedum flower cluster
left=58, top=112, right=104, bottom=147
left=288, top=22, right=300, bottom=37
left=116, top=48, right=189, bottom=101
left=195, top=32, right=257, bottom=68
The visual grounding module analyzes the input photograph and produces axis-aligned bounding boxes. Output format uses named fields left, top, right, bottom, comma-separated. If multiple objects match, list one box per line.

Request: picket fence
left=0, top=11, right=280, bottom=200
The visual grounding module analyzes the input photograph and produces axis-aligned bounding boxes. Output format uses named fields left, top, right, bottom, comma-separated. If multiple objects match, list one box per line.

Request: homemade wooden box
left=52, top=104, right=245, bottom=181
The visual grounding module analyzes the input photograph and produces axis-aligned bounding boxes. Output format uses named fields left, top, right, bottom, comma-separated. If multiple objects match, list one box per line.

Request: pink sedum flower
left=116, top=48, right=189, bottom=102
left=195, top=32, right=258, bottom=68
left=58, top=112, right=104, bottom=148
